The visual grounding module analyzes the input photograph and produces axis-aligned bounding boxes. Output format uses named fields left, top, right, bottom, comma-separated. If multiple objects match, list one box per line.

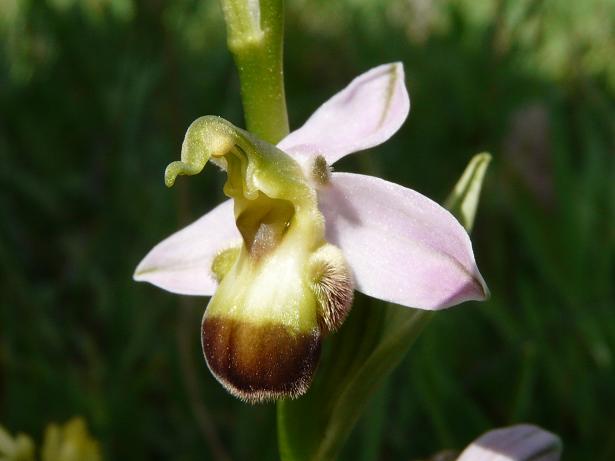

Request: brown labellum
left=202, top=316, right=321, bottom=403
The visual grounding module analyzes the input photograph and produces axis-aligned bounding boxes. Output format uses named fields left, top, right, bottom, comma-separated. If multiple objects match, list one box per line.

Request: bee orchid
left=134, top=63, right=488, bottom=402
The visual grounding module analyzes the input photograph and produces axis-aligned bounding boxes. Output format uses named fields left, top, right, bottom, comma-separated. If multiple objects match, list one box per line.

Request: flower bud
left=203, top=240, right=354, bottom=401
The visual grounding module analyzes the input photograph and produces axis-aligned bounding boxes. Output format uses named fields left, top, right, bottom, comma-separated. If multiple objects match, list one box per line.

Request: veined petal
left=317, top=173, right=488, bottom=310
left=457, top=424, right=562, bottom=461
left=134, top=200, right=240, bottom=296
left=278, top=63, right=409, bottom=165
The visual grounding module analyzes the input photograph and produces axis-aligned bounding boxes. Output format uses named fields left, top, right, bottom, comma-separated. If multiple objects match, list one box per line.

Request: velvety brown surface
left=202, top=316, right=321, bottom=402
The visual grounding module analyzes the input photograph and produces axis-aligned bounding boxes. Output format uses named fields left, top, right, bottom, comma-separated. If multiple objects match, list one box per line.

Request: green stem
left=220, top=0, right=289, bottom=143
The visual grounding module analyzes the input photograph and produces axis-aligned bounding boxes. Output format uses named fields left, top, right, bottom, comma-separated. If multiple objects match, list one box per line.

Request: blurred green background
left=1, top=0, right=614, bottom=459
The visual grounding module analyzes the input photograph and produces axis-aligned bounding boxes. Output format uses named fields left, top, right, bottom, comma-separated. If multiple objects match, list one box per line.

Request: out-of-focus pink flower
left=456, top=424, right=562, bottom=461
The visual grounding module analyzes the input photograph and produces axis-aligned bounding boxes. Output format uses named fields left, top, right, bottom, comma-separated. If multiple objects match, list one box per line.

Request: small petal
left=457, top=424, right=562, bottom=461
left=278, top=63, right=409, bottom=165
left=134, top=200, right=240, bottom=296
left=317, top=173, right=488, bottom=310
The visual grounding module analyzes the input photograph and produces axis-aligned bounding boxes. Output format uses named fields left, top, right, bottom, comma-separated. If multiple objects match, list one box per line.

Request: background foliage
left=1, top=0, right=614, bottom=459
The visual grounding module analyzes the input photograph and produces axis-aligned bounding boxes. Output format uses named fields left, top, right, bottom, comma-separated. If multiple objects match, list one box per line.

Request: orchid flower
left=134, top=62, right=488, bottom=402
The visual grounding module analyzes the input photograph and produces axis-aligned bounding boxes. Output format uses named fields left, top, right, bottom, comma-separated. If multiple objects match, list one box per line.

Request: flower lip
left=202, top=316, right=321, bottom=403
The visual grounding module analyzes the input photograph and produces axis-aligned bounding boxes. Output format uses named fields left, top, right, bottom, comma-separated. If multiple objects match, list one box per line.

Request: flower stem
left=219, top=0, right=289, bottom=144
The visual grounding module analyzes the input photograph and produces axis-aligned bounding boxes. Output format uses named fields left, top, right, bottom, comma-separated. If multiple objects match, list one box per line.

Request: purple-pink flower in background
left=457, top=424, right=562, bottom=461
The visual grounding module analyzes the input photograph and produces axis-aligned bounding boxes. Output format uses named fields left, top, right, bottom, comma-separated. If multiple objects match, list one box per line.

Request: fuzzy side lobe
left=202, top=316, right=321, bottom=403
